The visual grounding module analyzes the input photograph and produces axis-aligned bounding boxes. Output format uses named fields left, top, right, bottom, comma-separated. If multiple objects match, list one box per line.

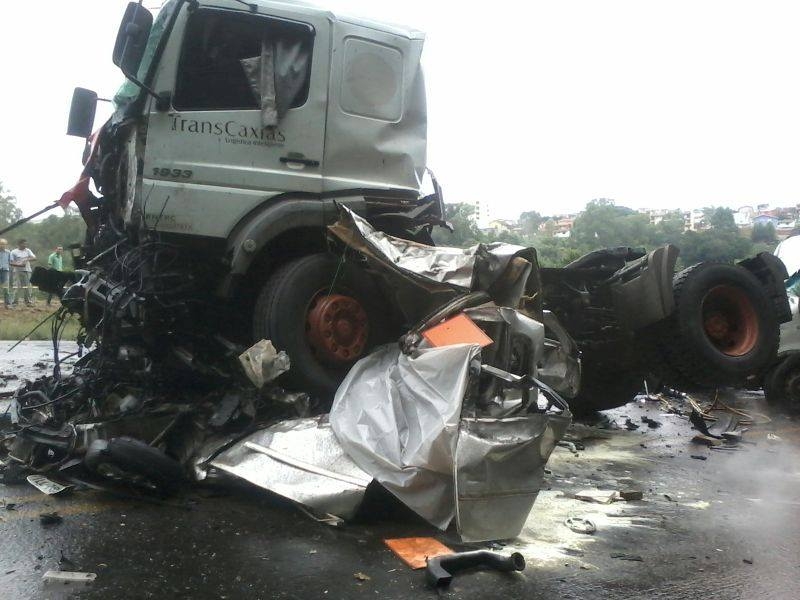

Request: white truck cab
left=101, top=0, right=428, bottom=238
left=63, top=0, right=441, bottom=398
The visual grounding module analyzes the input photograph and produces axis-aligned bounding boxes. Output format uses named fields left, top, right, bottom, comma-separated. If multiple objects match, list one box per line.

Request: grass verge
left=0, top=305, right=80, bottom=341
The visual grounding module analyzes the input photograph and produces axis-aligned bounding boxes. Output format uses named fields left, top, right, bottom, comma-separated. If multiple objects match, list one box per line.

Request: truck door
left=142, top=5, right=328, bottom=237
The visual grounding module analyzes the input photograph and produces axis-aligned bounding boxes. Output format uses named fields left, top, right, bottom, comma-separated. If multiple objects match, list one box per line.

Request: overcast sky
left=2, top=0, right=800, bottom=220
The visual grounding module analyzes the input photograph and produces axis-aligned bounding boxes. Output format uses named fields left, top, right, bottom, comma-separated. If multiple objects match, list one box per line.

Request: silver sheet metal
left=329, top=206, right=527, bottom=291
left=330, top=342, right=479, bottom=529
left=211, top=416, right=370, bottom=519
left=330, top=335, right=571, bottom=541
left=454, top=413, right=571, bottom=542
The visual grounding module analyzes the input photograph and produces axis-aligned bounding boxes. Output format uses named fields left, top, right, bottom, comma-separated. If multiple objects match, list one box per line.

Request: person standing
left=46, top=246, right=63, bottom=306
left=9, top=239, right=36, bottom=307
left=0, top=239, right=10, bottom=308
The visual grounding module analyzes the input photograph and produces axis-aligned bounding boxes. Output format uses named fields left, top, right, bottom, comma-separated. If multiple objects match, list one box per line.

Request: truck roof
left=212, top=0, right=425, bottom=40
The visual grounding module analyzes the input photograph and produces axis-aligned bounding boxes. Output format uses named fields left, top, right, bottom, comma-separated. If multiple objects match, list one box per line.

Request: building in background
left=469, top=199, right=492, bottom=229
left=683, top=209, right=706, bottom=231
left=734, top=205, right=755, bottom=228
left=637, top=208, right=682, bottom=226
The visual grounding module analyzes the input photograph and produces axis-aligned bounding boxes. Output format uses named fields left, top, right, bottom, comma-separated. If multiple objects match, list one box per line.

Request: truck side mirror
left=112, top=2, right=153, bottom=76
left=67, top=87, right=98, bottom=138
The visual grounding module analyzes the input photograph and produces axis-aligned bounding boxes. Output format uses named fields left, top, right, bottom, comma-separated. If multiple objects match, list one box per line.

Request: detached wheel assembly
left=253, top=253, right=393, bottom=399
left=660, top=263, right=779, bottom=387
left=764, top=354, right=800, bottom=413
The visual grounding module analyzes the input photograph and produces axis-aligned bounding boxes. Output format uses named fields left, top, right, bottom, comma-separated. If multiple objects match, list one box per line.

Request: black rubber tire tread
left=253, top=253, right=390, bottom=400
left=660, top=262, right=779, bottom=387
left=763, top=354, right=800, bottom=413
left=85, top=437, right=184, bottom=492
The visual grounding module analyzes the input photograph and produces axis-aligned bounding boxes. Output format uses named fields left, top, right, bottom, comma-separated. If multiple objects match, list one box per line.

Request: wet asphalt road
left=1, top=343, right=800, bottom=599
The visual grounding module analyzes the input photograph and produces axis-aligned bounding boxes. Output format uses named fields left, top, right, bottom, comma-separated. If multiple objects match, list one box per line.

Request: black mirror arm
left=119, top=51, right=169, bottom=111
left=121, top=68, right=160, bottom=102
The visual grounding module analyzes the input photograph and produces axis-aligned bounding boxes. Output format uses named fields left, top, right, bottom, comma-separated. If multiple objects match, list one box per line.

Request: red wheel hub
left=306, top=293, right=369, bottom=364
left=701, top=285, right=759, bottom=357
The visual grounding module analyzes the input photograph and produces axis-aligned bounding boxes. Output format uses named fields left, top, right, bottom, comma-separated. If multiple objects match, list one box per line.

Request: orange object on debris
left=421, top=313, right=493, bottom=348
left=383, top=537, right=454, bottom=569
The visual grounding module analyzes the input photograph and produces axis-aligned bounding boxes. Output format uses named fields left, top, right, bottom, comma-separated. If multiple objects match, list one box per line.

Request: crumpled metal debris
left=329, top=205, right=527, bottom=290
left=330, top=340, right=570, bottom=540
left=238, top=339, right=290, bottom=388
left=211, top=416, right=370, bottom=519
left=331, top=343, right=477, bottom=529
left=1, top=201, right=578, bottom=544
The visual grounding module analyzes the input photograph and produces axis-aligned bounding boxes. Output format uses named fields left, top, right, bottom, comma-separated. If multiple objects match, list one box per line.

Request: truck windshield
left=113, top=0, right=181, bottom=112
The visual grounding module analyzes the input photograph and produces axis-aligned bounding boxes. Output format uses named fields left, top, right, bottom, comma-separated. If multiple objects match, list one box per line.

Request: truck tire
left=661, top=263, right=779, bottom=387
left=763, top=354, right=800, bottom=413
left=253, top=253, right=392, bottom=400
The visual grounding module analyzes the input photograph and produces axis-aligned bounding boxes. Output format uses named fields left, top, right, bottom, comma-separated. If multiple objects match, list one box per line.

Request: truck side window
left=174, top=9, right=313, bottom=112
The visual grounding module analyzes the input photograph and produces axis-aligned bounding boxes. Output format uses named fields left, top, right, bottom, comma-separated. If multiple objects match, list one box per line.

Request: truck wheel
left=661, top=263, right=779, bottom=387
left=253, top=253, right=391, bottom=399
left=763, top=354, right=800, bottom=413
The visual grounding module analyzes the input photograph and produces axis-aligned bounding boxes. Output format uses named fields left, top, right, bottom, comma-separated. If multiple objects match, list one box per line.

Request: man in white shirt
left=9, top=239, right=36, bottom=307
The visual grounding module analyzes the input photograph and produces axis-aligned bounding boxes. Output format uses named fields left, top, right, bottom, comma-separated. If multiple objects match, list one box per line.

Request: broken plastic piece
left=575, top=489, right=620, bottom=504
left=422, top=313, right=493, bottom=348
left=425, top=551, right=525, bottom=587
left=564, top=516, right=596, bottom=534
left=238, top=339, right=290, bottom=388
left=384, top=537, right=453, bottom=569
left=619, top=489, right=644, bottom=501
left=27, top=474, right=71, bottom=496
left=42, top=571, right=97, bottom=585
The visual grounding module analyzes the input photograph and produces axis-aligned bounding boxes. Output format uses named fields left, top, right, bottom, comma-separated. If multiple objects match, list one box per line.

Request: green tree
left=751, top=221, right=778, bottom=244
left=679, top=208, right=752, bottom=265
left=432, top=203, right=484, bottom=247
left=649, top=213, right=685, bottom=247
left=519, top=210, right=544, bottom=237
left=16, top=213, right=86, bottom=269
left=0, top=181, right=22, bottom=228
left=703, top=207, right=738, bottom=232
left=570, top=199, right=650, bottom=252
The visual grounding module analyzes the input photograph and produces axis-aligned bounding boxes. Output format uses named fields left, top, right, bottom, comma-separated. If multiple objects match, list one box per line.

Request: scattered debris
left=766, top=433, right=783, bottom=444
left=641, top=415, right=662, bottom=429
left=690, top=455, right=708, bottom=461
left=384, top=538, right=453, bottom=569
left=689, top=409, right=718, bottom=437
left=39, top=512, right=63, bottom=526
left=619, top=490, right=644, bottom=501
left=624, top=418, right=640, bottom=431
left=353, top=572, right=371, bottom=582
left=27, top=474, right=72, bottom=496
left=610, top=553, right=644, bottom=562
left=692, top=434, right=723, bottom=447
left=564, top=516, right=596, bottom=534
left=238, top=340, right=291, bottom=388
left=721, top=431, right=742, bottom=443
left=575, top=489, right=620, bottom=504
left=425, top=551, right=525, bottom=588
left=42, top=571, right=97, bottom=586
left=743, top=558, right=754, bottom=565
